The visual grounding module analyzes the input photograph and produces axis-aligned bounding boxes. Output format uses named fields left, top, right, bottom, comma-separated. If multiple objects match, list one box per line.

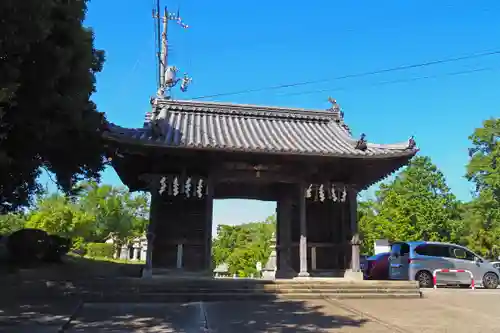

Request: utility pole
left=153, top=0, right=162, bottom=90
left=146, top=1, right=192, bottom=129
left=152, top=2, right=190, bottom=99
left=159, top=7, right=168, bottom=95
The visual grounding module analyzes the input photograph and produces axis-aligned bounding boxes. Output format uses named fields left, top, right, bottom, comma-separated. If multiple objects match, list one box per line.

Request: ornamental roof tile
left=105, top=100, right=417, bottom=158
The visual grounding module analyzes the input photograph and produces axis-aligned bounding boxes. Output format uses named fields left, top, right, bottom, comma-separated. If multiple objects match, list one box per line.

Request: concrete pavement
left=2, top=288, right=499, bottom=332
left=66, top=300, right=393, bottom=332
left=336, top=288, right=500, bottom=333
left=0, top=302, right=79, bottom=333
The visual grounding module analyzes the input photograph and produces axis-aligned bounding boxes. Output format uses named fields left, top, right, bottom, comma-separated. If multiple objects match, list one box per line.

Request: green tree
left=77, top=182, right=149, bottom=243
left=25, top=193, right=91, bottom=239
left=360, top=156, right=461, bottom=254
left=357, top=200, right=379, bottom=255
left=0, top=0, right=106, bottom=212
left=465, top=118, right=500, bottom=257
left=0, top=213, right=25, bottom=235
left=212, top=214, right=275, bottom=277
left=21, top=183, right=149, bottom=250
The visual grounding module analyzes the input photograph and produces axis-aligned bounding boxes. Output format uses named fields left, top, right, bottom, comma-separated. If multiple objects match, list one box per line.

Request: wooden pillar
left=204, top=175, right=214, bottom=272
left=298, top=183, right=310, bottom=277
left=276, top=201, right=281, bottom=267
left=311, top=246, right=317, bottom=270
left=142, top=192, right=158, bottom=278
left=337, top=199, right=343, bottom=270
left=277, top=195, right=293, bottom=277
left=349, top=187, right=361, bottom=272
left=176, top=243, right=183, bottom=269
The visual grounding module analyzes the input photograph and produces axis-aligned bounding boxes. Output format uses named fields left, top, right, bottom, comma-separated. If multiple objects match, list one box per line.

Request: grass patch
left=0, top=254, right=144, bottom=280
left=68, top=252, right=145, bottom=265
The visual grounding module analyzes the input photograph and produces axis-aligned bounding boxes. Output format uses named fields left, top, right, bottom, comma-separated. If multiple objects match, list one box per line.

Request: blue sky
left=43, top=1, right=500, bottom=234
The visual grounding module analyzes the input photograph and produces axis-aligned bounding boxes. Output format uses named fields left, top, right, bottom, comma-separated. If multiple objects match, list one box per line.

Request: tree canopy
left=359, top=156, right=461, bottom=250
left=0, top=0, right=106, bottom=213
left=358, top=119, right=499, bottom=257
left=359, top=156, right=466, bottom=254
left=212, top=215, right=276, bottom=277
left=464, top=118, right=500, bottom=256
left=0, top=183, right=150, bottom=250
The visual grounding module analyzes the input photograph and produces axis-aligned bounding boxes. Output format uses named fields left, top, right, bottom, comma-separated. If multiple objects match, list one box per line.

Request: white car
left=491, top=262, right=500, bottom=272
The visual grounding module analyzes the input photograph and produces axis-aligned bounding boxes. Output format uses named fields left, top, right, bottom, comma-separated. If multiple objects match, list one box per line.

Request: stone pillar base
left=343, top=269, right=364, bottom=281
left=261, top=270, right=276, bottom=280
left=142, top=267, right=153, bottom=278
left=297, top=271, right=310, bottom=278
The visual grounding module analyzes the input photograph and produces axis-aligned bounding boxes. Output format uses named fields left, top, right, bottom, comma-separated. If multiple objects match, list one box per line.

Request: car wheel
left=415, top=270, right=433, bottom=288
left=483, top=272, right=499, bottom=289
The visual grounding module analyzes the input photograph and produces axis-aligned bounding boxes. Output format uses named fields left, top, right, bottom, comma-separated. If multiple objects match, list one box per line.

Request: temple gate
left=103, top=99, right=418, bottom=279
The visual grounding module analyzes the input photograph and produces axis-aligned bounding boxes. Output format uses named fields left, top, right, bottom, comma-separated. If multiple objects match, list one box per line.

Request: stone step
left=82, top=286, right=419, bottom=293
left=10, top=287, right=420, bottom=296
left=8, top=281, right=420, bottom=293
left=69, top=288, right=420, bottom=295
left=57, top=285, right=420, bottom=291
left=75, top=292, right=422, bottom=302
left=6, top=278, right=421, bottom=301
left=9, top=287, right=422, bottom=302
left=10, top=286, right=421, bottom=297
left=13, top=279, right=418, bottom=288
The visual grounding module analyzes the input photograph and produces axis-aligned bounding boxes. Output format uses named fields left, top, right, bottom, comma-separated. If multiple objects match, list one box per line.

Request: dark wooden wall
left=151, top=194, right=210, bottom=271
left=289, top=198, right=352, bottom=272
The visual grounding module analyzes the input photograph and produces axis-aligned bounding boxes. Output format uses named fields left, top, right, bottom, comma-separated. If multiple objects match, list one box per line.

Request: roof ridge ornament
left=328, top=97, right=352, bottom=135
left=327, top=97, right=344, bottom=119
left=355, top=133, right=368, bottom=151
left=407, top=136, right=417, bottom=150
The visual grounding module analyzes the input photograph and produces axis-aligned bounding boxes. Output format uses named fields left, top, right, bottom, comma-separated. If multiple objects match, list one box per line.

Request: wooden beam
left=213, top=172, right=301, bottom=184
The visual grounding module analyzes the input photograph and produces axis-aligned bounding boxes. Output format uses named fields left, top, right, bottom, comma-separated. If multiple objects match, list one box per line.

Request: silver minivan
left=388, top=241, right=499, bottom=289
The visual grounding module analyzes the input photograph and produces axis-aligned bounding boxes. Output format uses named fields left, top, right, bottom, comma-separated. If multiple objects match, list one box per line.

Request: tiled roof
left=105, top=100, right=418, bottom=158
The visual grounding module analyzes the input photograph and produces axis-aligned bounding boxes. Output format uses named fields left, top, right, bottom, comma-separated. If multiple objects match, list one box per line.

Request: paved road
left=66, top=300, right=394, bottom=332
left=2, top=289, right=499, bottom=332
left=338, top=289, right=500, bottom=333
left=65, top=289, right=500, bottom=332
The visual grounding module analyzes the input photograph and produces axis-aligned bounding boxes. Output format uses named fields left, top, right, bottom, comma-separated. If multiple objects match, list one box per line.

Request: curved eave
left=103, top=131, right=419, bottom=160
left=352, top=153, right=418, bottom=191
left=108, top=155, right=149, bottom=192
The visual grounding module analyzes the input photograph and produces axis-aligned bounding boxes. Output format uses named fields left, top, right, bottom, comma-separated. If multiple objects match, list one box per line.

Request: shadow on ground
left=66, top=300, right=369, bottom=332
left=0, top=257, right=371, bottom=332
left=0, top=299, right=369, bottom=332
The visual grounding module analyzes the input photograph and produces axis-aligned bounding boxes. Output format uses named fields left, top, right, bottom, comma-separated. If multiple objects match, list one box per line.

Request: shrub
left=43, top=235, right=71, bottom=262
left=71, top=237, right=87, bottom=256
left=0, top=235, right=8, bottom=261
left=7, top=228, right=49, bottom=263
left=86, top=242, right=114, bottom=258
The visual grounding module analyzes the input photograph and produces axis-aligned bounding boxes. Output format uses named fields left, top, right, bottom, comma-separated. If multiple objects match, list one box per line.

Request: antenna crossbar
left=153, top=3, right=191, bottom=99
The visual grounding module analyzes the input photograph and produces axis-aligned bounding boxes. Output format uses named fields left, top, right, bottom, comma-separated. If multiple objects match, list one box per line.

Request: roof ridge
left=158, top=99, right=339, bottom=119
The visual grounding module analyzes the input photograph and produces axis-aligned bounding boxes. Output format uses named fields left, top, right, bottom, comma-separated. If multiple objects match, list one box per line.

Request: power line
left=143, top=67, right=498, bottom=155
left=191, top=49, right=500, bottom=100
left=280, top=67, right=498, bottom=97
